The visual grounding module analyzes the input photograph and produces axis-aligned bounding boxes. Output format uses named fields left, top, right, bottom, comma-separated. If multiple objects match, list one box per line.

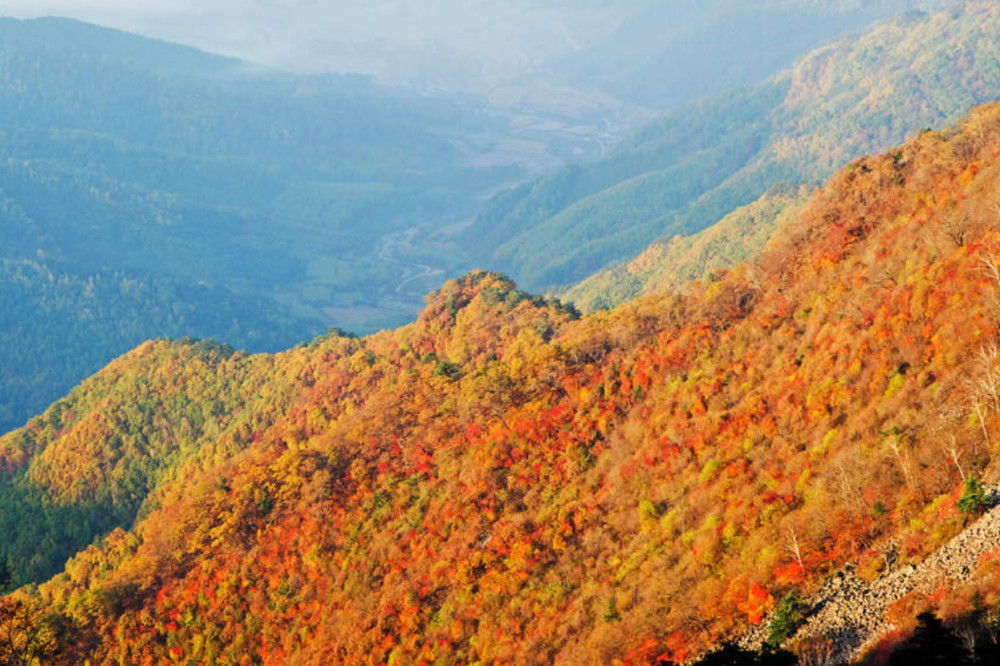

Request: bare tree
left=793, top=634, right=836, bottom=666
left=971, top=399, right=991, bottom=450
left=948, top=435, right=967, bottom=481
left=784, top=526, right=805, bottom=571
left=975, top=344, right=1000, bottom=413
left=882, top=541, right=898, bottom=573
left=977, top=243, right=1000, bottom=312
left=832, top=454, right=870, bottom=537
left=881, top=427, right=916, bottom=491
left=942, top=210, right=970, bottom=247
left=978, top=247, right=1000, bottom=291
left=962, top=344, right=1000, bottom=452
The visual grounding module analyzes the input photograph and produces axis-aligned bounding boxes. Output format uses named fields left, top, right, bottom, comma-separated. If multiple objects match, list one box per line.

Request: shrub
left=957, top=474, right=988, bottom=515
left=766, top=591, right=809, bottom=648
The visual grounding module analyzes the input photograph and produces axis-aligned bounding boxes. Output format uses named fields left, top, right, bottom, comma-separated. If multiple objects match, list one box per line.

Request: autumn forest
left=3, top=96, right=1000, bottom=663
left=7, top=2, right=1000, bottom=665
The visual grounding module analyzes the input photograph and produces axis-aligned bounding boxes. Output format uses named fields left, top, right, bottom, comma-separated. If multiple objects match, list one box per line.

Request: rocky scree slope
left=743, top=485, right=1000, bottom=663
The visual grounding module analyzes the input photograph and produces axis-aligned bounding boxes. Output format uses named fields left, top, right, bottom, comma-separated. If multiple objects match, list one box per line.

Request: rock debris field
left=741, top=486, right=1000, bottom=664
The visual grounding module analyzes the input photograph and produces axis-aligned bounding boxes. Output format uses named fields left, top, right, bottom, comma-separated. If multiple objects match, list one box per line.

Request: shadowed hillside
left=0, top=16, right=520, bottom=435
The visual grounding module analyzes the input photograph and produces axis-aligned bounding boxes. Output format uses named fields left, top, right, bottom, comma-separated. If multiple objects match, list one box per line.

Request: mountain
left=0, top=4, right=950, bottom=437
left=0, top=16, right=530, bottom=435
left=0, top=259, right=312, bottom=435
left=0, top=16, right=508, bottom=309
left=5, top=2, right=942, bottom=106
left=0, top=2, right=946, bottom=209
left=463, top=1, right=1000, bottom=292
left=5, top=102, right=1000, bottom=663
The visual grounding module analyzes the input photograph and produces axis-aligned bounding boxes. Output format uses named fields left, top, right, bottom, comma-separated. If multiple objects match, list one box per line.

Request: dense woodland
left=561, top=184, right=813, bottom=311
left=466, top=1, right=1000, bottom=292
left=4, top=101, right=1000, bottom=663
left=0, top=258, right=321, bottom=435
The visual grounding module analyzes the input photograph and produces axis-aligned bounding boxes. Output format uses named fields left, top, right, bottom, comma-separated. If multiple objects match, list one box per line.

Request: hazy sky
left=0, top=1, right=621, bottom=80
left=0, top=1, right=948, bottom=102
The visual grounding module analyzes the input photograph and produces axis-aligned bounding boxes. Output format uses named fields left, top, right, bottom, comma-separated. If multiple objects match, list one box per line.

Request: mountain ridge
left=559, top=184, right=815, bottom=311
left=0, top=16, right=246, bottom=73
left=5, top=100, right=1000, bottom=663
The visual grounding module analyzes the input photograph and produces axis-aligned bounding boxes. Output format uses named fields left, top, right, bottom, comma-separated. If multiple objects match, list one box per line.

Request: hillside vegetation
left=560, top=184, right=813, bottom=311
left=465, top=1, right=1000, bottom=292
left=0, top=259, right=319, bottom=436
left=5, top=102, right=1000, bottom=663
left=550, top=0, right=947, bottom=111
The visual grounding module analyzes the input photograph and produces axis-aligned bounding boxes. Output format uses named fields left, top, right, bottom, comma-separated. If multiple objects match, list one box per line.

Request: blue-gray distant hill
left=0, top=17, right=518, bottom=434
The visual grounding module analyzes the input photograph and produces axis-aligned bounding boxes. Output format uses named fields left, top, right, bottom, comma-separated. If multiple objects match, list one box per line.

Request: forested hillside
left=550, top=0, right=947, bottom=110
left=0, top=259, right=315, bottom=437
left=465, top=1, right=1000, bottom=292
left=0, top=17, right=510, bottom=309
left=5, top=101, right=1000, bottom=664
left=560, top=185, right=813, bottom=311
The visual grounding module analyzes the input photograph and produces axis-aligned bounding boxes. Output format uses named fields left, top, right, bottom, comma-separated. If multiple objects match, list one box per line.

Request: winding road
left=375, top=226, right=446, bottom=297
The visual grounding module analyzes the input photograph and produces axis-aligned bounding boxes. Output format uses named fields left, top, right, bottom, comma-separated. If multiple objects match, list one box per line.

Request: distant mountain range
left=465, top=1, right=1000, bottom=295
left=5, top=2, right=942, bottom=105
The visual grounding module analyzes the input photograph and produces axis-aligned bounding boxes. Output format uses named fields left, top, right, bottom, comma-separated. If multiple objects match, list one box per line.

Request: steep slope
left=0, top=338, right=303, bottom=586
left=8, top=104, right=1000, bottom=664
left=0, top=4, right=959, bottom=436
left=751, top=493, right=1000, bottom=662
left=560, top=184, right=813, bottom=311
left=464, top=1, right=1000, bottom=291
